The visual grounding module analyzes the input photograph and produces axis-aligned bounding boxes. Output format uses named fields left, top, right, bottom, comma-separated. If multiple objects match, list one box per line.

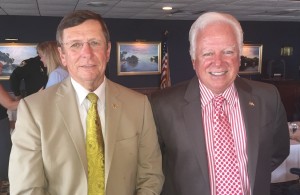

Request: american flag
left=160, top=30, right=171, bottom=89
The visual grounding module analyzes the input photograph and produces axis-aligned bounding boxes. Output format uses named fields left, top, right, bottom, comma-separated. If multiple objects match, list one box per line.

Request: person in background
left=0, top=62, right=18, bottom=193
left=290, top=127, right=300, bottom=142
left=9, top=53, right=48, bottom=98
left=149, top=12, right=289, bottom=195
left=9, top=10, right=163, bottom=195
left=37, top=41, right=69, bottom=88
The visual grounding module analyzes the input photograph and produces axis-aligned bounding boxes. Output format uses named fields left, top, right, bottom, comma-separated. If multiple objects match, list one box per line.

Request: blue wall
left=1, top=15, right=300, bottom=91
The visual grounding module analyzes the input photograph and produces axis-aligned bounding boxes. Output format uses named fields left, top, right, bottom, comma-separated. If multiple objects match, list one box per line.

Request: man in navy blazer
left=150, top=12, right=289, bottom=195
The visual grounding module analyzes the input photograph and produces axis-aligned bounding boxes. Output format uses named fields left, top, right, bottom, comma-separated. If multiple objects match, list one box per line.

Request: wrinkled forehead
left=61, top=20, right=108, bottom=43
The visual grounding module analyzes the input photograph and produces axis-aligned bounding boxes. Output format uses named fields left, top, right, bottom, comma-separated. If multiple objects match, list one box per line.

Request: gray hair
left=189, top=12, right=243, bottom=60
left=56, top=10, right=110, bottom=47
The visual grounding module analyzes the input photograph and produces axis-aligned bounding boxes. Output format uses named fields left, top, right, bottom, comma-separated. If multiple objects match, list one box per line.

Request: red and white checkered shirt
left=199, top=81, right=250, bottom=195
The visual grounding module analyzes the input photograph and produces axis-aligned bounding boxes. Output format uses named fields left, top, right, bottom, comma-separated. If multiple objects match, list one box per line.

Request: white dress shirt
left=71, top=77, right=106, bottom=142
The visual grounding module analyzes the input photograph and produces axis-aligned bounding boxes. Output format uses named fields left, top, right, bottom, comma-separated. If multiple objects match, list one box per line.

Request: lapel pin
left=112, top=104, right=118, bottom=109
left=249, top=101, right=255, bottom=107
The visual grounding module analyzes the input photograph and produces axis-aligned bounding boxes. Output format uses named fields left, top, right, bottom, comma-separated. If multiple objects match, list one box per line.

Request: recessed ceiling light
left=5, top=38, right=18, bottom=41
left=87, top=1, right=107, bottom=7
left=162, top=6, right=173, bottom=11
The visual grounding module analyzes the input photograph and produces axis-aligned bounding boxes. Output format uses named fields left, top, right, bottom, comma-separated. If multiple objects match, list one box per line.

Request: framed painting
left=117, top=42, right=161, bottom=76
left=0, top=43, right=38, bottom=80
left=239, top=44, right=263, bottom=74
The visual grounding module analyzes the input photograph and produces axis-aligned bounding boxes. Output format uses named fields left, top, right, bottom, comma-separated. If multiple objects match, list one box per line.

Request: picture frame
left=0, top=43, right=38, bottom=80
left=117, top=41, right=161, bottom=76
left=239, top=44, right=263, bottom=74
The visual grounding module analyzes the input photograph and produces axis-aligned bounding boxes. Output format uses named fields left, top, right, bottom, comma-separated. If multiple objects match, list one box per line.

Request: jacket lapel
left=55, top=79, right=123, bottom=184
left=182, top=77, right=261, bottom=191
left=235, top=78, right=260, bottom=191
left=182, top=76, right=210, bottom=187
left=104, top=80, right=122, bottom=183
left=56, top=78, right=88, bottom=176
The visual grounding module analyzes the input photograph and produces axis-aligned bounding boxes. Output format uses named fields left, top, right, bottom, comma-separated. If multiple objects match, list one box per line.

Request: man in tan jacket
left=9, top=10, right=163, bottom=195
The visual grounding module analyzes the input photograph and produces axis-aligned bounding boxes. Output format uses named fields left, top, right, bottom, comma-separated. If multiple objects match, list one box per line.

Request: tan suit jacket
left=9, top=78, right=164, bottom=195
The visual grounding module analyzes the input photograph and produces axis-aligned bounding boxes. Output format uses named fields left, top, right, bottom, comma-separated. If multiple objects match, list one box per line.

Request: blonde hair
left=37, top=41, right=65, bottom=74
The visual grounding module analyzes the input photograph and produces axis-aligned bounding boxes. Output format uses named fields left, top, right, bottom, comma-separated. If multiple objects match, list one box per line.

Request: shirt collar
left=199, top=80, right=237, bottom=107
left=71, top=77, right=106, bottom=105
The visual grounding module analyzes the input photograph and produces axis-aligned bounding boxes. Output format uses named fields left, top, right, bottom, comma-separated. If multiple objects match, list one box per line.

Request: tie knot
left=87, top=93, right=98, bottom=104
left=214, top=95, right=225, bottom=108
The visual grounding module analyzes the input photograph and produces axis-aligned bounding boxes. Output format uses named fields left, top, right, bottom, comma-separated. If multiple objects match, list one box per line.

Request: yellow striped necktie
left=86, top=93, right=105, bottom=195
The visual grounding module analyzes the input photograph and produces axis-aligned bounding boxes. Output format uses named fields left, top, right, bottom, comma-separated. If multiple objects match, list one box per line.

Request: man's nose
left=81, top=42, right=93, bottom=53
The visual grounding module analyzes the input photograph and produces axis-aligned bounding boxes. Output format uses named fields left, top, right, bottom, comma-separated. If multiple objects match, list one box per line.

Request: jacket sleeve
left=9, top=99, right=50, bottom=195
left=136, top=96, right=164, bottom=195
left=271, top=88, right=290, bottom=171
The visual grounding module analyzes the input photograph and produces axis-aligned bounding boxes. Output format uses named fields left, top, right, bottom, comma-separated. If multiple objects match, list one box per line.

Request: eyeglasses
left=61, top=40, right=104, bottom=52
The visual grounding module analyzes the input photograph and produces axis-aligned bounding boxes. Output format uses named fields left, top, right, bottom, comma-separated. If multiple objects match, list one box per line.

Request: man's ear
left=192, top=59, right=196, bottom=70
left=58, top=47, right=67, bottom=67
left=106, top=42, right=111, bottom=63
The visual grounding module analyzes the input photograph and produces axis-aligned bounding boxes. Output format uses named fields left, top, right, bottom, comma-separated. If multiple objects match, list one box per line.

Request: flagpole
left=160, top=30, right=171, bottom=89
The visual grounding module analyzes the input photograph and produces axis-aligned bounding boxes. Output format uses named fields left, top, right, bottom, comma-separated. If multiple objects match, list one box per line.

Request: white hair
left=189, top=12, right=244, bottom=60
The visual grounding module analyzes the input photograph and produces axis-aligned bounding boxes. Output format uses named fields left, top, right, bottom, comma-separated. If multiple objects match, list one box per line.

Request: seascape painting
left=117, top=42, right=161, bottom=75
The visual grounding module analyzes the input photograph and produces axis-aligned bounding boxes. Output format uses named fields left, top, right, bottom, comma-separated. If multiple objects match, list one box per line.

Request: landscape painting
left=117, top=42, right=161, bottom=76
left=239, top=44, right=263, bottom=74
left=0, top=43, right=37, bottom=80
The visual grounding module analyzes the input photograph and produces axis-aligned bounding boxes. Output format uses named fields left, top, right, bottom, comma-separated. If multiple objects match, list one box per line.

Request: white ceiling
left=1, top=0, right=300, bottom=21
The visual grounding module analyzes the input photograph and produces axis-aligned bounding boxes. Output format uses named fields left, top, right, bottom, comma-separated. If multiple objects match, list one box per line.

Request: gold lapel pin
left=112, top=103, right=118, bottom=109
